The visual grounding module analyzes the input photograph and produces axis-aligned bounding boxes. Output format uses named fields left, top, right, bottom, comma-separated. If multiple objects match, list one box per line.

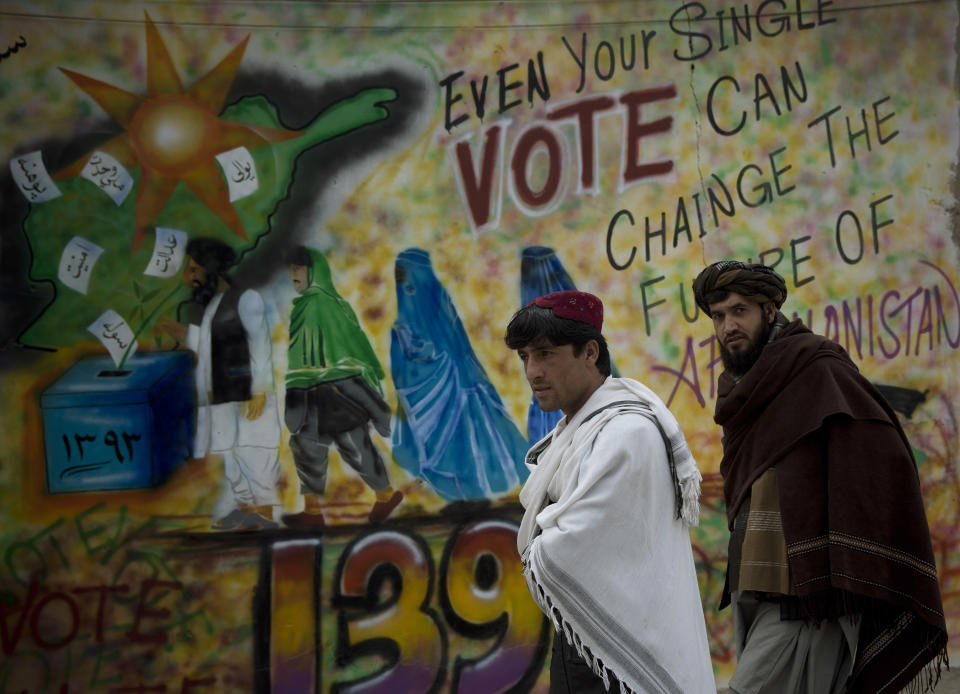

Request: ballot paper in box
left=41, top=351, right=195, bottom=493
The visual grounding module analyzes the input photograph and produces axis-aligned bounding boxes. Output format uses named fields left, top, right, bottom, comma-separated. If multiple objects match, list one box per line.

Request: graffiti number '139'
left=331, top=520, right=549, bottom=693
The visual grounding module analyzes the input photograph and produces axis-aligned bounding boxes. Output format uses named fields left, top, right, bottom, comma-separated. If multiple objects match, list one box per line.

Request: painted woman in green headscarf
left=287, top=247, right=385, bottom=391
left=283, top=246, right=402, bottom=527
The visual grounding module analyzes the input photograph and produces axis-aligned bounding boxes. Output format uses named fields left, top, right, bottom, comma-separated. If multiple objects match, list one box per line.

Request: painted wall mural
left=0, top=1, right=958, bottom=691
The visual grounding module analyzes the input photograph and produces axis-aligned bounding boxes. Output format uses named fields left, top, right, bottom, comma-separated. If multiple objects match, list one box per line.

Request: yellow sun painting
left=55, top=12, right=301, bottom=250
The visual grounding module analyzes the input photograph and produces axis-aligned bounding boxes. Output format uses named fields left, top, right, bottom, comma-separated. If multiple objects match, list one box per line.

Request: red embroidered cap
left=529, top=290, right=603, bottom=331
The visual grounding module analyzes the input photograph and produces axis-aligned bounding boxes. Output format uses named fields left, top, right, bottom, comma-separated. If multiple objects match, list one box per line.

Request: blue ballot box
left=40, top=351, right=195, bottom=493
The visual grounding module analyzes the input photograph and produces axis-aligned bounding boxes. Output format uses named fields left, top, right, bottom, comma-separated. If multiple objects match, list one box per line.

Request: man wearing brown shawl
left=692, top=260, right=946, bottom=694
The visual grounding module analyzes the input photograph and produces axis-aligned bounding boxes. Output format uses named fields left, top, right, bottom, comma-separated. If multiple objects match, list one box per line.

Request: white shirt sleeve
left=237, top=288, right=274, bottom=394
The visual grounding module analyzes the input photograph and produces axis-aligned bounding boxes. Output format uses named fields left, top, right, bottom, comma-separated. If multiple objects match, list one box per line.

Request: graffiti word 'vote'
left=449, top=87, right=677, bottom=232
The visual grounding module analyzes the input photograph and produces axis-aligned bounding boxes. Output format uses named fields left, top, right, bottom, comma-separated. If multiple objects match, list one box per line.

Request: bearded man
left=157, top=238, right=282, bottom=530
left=692, top=260, right=946, bottom=693
left=506, top=290, right=714, bottom=694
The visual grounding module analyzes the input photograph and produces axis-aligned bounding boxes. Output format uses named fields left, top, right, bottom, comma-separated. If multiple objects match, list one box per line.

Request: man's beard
left=191, top=276, right=219, bottom=307
left=720, top=321, right=772, bottom=377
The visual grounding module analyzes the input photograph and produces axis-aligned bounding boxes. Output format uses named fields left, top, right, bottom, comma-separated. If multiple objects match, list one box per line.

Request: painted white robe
left=187, top=288, right=281, bottom=511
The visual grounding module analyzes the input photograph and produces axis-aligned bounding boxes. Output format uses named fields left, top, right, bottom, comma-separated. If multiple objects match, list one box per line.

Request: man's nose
left=525, top=359, right=542, bottom=381
left=720, top=316, right=737, bottom=336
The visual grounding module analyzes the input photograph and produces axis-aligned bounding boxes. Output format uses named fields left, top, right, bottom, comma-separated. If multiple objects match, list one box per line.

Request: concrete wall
left=0, top=1, right=957, bottom=691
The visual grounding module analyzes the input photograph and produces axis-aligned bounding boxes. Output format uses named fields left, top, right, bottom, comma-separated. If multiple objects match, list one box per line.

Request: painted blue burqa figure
left=520, top=246, right=575, bottom=444
left=391, top=248, right=528, bottom=501
left=519, top=246, right=619, bottom=443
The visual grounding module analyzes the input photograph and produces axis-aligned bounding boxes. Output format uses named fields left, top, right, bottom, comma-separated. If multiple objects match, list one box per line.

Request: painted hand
left=243, top=392, right=267, bottom=420
left=153, top=316, right=187, bottom=341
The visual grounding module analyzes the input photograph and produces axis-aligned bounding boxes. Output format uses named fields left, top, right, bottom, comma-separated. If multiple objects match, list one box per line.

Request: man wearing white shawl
left=505, top=290, right=715, bottom=694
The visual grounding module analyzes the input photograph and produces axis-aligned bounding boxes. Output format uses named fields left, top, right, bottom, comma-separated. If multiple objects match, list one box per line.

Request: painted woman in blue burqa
left=520, top=246, right=575, bottom=444
left=390, top=248, right=528, bottom=501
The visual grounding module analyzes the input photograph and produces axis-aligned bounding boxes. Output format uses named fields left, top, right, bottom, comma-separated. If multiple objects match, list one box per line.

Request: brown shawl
left=715, top=319, right=947, bottom=694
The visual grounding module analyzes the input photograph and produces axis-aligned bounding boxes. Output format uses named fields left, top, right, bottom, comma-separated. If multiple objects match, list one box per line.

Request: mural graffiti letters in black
left=333, top=529, right=447, bottom=694
left=834, top=192, right=894, bottom=266
left=325, top=521, right=548, bottom=692
left=561, top=31, right=657, bottom=93
left=606, top=146, right=797, bottom=275
left=440, top=51, right=550, bottom=131
left=438, top=520, right=550, bottom=694
left=0, top=35, right=26, bottom=63
left=669, top=0, right=836, bottom=62
left=808, top=95, right=899, bottom=167
left=707, top=61, right=808, bottom=136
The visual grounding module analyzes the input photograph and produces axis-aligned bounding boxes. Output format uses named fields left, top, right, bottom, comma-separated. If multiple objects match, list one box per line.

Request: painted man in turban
left=692, top=260, right=946, bottom=693
left=506, top=290, right=714, bottom=694
left=156, top=237, right=282, bottom=530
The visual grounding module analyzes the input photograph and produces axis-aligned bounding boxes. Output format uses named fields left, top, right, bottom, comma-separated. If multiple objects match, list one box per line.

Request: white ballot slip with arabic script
left=144, top=227, right=188, bottom=278
left=88, top=309, right=137, bottom=367
left=80, top=150, right=134, bottom=206
left=10, top=150, right=62, bottom=203
left=215, top=146, right=258, bottom=201
left=58, top=236, right=104, bottom=295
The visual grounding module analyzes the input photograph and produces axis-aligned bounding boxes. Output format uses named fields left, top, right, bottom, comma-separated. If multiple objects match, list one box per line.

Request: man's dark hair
left=504, top=304, right=611, bottom=377
left=186, top=238, right=237, bottom=281
left=186, top=238, right=236, bottom=305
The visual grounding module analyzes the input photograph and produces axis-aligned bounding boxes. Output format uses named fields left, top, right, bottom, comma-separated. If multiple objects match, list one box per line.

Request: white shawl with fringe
left=517, top=377, right=715, bottom=694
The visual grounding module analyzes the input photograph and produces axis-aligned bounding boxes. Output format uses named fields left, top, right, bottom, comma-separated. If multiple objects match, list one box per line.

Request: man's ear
left=584, top=339, right=600, bottom=365
left=764, top=302, right=777, bottom=324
